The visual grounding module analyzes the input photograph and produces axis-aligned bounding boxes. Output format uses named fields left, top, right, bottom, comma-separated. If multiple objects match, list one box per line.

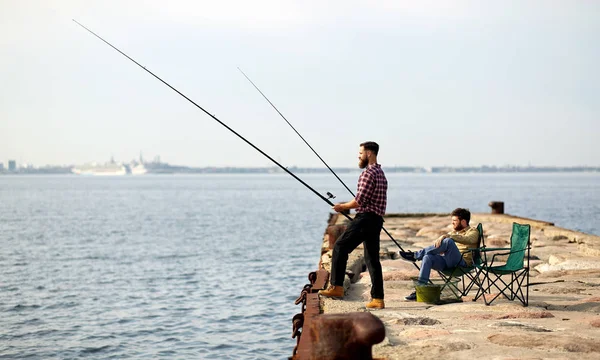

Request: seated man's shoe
left=365, top=298, right=385, bottom=309
left=399, top=250, right=416, bottom=262
left=318, top=285, right=344, bottom=298
left=404, top=291, right=417, bottom=301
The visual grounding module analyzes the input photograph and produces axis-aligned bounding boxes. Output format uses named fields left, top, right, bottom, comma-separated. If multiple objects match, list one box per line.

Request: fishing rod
left=237, top=67, right=356, bottom=198
left=237, top=69, right=417, bottom=261
left=72, top=20, right=351, bottom=221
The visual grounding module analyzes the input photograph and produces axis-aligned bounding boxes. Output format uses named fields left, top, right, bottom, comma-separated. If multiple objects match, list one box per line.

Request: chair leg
left=525, top=267, right=529, bottom=306
left=473, top=269, right=489, bottom=302
left=465, top=273, right=478, bottom=296
left=479, top=272, right=509, bottom=305
left=441, top=276, right=461, bottom=299
left=480, top=270, right=529, bottom=306
left=510, top=273, right=516, bottom=300
left=474, top=272, right=486, bottom=295
left=491, top=274, right=514, bottom=301
left=478, top=272, right=493, bottom=304
left=482, top=274, right=506, bottom=306
left=512, top=269, right=529, bottom=306
left=438, top=270, right=464, bottom=300
left=470, top=268, right=489, bottom=297
left=472, top=267, right=489, bottom=302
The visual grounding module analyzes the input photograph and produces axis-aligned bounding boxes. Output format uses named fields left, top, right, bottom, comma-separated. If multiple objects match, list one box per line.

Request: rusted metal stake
left=489, top=201, right=504, bottom=214
left=306, top=312, right=385, bottom=360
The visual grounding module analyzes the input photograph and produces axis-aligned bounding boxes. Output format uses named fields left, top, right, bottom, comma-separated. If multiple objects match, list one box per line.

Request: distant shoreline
left=1, top=165, right=599, bottom=175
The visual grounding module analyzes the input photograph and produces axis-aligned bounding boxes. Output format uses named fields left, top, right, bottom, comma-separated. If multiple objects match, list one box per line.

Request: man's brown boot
left=318, top=285, right=344, bottom=298
left=366, top=298, right=385, bottom=309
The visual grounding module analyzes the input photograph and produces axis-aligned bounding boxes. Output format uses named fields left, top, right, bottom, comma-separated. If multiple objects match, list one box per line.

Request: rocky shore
left=316, top=212, right=600, bottom=359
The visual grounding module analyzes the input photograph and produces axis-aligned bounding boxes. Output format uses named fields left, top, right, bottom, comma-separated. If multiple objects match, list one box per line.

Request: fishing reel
left=326, top=192, right=336, bottom=200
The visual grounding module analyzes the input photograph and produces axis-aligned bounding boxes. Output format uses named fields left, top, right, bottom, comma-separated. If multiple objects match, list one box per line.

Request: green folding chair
left=438, top=223, right=486, bottom=299
left=474, top=222, right=531, bottom=306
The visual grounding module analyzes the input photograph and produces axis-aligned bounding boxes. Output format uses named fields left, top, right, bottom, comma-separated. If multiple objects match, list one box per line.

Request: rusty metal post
left=311, top=269, right=329, bottom=293
left=489, top=201, right=504, bottom=214
left=305, top=312, right=385, bottom=360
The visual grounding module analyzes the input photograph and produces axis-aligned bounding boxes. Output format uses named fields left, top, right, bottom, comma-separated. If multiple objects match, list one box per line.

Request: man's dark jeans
left=330, top=212, right=384, bottom=299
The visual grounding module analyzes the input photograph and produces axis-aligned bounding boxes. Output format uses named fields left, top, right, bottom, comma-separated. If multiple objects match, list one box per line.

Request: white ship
left=73, top=154, right=151, bottom=176
left=130, top=163, right=147, bottom=175
left=72, top=162, right=127, bottom=176
left=72, top=156, right=127, bottom=176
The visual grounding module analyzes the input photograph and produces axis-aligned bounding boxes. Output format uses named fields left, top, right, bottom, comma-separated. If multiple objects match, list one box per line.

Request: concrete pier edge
left=289, top=208, right=600, bottom=360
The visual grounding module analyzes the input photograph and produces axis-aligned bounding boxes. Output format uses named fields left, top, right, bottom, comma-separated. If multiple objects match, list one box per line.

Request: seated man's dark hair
left=451, top=208, right=471, bottom=225
left=360, top=141, right=379, bottom=155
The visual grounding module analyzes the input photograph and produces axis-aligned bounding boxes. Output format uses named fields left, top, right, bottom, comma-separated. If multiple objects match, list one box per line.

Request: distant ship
left=72, top=162, right=127, bottom=176
left=130, top=163, right=147, bottom=175
left=72, top=153, right=155, bottom=176
left=130, top=152, right=148, bottom=175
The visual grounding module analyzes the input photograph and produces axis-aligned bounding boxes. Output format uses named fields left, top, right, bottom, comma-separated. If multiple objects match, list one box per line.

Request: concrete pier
left=291, top=211, right=600, bottom=359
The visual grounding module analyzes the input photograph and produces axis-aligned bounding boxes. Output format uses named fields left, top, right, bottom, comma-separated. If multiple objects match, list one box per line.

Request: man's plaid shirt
left=355, top=163, right=387, bottom=217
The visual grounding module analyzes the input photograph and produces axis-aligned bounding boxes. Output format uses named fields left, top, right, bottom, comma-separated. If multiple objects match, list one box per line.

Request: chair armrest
left=461, top=246, right=485, bottom=254
left=481, top=247, right=510, bottom=252
left=492, top=248, right=526, bottom=257
left=488, top=248, right=527, bottom=267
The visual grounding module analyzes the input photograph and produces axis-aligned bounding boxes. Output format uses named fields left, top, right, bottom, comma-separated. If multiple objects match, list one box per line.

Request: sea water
left=1, top=173, right=598, bottom=359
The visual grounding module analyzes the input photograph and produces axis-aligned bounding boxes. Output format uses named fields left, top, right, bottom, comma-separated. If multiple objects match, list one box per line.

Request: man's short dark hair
left=360, top=141, right=379, bottom=155
left=451, top=208, right=471, bottom=225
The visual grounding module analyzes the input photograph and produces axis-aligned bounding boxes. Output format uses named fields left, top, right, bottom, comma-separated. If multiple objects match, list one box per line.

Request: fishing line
left=72, top=20, right=351, bottom=221
left=74, top=20, right=420, bottom=276
left=237, top=68, right=412, bottom=254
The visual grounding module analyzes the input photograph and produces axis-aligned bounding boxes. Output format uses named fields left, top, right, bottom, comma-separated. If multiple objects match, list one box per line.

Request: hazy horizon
left=2, top=156, right=600, bottom=170
left=1, top=1, right=598, bottom=168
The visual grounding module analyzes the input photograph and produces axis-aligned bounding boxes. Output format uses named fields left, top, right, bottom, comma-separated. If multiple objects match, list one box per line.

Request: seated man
left=399, top=208, right=480, bottom=301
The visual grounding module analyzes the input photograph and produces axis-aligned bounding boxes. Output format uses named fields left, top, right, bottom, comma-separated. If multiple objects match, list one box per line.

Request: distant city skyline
left=1, top=1, right=598, bottom=168
left=1, top=155, right=599, bottom=172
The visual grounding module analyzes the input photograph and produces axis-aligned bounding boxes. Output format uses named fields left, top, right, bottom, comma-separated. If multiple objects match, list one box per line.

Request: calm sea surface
left=1, top=173, right=599, bottom=359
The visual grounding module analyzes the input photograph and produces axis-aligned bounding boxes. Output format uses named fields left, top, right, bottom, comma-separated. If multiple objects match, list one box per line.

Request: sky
left=0, top=0, right=598, bottom=168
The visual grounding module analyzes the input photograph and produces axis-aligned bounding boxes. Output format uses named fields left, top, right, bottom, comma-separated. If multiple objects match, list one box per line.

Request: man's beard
left=359, top=158, right=368, bottom=169
left=454, top=223, right=466, bottom=231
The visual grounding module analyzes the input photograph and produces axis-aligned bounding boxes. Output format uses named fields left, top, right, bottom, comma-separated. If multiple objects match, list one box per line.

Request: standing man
left=319, top=141, right=388, bottom=309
